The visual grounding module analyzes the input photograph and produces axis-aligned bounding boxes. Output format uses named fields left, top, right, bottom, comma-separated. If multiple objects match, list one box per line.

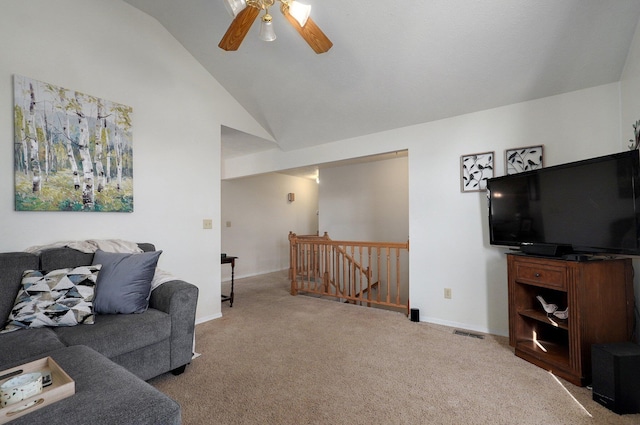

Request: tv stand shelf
left=517, top=309, right=569, bottom=330
left=516, top=338, right=570, bottom=367
left=507, top=253, right=634, bottom=386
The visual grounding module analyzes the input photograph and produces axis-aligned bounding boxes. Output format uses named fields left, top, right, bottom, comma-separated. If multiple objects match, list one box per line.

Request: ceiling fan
left=219, top=0, right=333, bottom=54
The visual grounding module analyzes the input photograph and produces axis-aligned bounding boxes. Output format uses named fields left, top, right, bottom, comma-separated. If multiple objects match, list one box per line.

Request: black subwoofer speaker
left=410, top=308, right=419, bottom=322
left=591, top=342, right=640, bottom=414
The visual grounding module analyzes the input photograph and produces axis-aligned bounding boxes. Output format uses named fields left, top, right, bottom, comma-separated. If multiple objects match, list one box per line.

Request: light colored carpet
left=150, top=270, right=639, bottom=424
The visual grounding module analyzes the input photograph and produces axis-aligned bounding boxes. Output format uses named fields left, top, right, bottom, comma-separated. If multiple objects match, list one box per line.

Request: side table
left=221, top=255, right=238, bottom=307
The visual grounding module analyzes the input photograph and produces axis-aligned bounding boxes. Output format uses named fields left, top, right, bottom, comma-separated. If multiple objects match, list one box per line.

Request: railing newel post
left=289, top=232, right=298, bottom=295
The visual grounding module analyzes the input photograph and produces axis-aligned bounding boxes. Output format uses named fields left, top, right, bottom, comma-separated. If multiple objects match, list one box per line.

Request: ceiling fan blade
left=282, top=12, right=333, bottom=54
left=218, top=6, right=260, bottom=51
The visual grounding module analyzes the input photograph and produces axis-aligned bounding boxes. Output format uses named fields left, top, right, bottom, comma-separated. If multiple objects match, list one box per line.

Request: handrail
left=289, top=232, right=409, bottom=314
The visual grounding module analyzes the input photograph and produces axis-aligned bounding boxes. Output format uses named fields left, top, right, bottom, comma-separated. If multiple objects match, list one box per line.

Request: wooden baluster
left=343, top=248, right=348, bottom=301
left=290, top=236, right=297, bottom=295
left=386, top=247, right=391, bottom=304
left=335, top=243, right=339, bottom=298
left=357, top=245, right=362, bottom=304
left=367, top=246, right=372, bottom=303
left=350, top=245, right=355, bottom=302
left=395, top=248, right=401, bottom=305
left=305, top=243, right=310, bottom=289
left=312, top=242, right=317, bottom=290
left=376, top=248, right=381, bottom=303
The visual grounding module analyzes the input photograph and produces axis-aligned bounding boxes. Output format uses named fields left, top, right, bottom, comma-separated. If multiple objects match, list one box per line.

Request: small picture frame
left=505, top=145, right=544, bottom=174
left=461, top=151, right=494, bottom=192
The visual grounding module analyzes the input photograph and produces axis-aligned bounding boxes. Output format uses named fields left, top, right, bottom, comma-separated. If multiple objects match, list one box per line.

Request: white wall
left=318, top=157, right=408, bottom=243
left=224, top=82, right=624, bottom=336
left=620, top=16, right=640, bottom=332
left=221, top=173, right=318, bottom=280
left=409, top=84, right=622, bottom=335
left=0, top=0, right=270, bottom=323
left=318, top=156, right=409, bottom=305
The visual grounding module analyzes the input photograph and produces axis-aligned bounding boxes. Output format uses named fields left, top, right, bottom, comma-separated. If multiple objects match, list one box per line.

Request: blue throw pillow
left=92, top=250, right=162, bottom=314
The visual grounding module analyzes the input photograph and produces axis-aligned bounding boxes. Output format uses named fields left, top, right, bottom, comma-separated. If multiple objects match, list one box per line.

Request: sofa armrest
left=149, top=280, right=199, bottom=371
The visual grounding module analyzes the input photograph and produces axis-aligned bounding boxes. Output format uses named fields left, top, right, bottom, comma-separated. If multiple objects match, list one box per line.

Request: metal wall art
left=505, top=145, right=544, bottom=175
left=461, top=151, right=494, bottom=192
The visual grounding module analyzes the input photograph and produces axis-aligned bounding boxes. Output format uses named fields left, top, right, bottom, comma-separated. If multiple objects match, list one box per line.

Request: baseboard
left=222, top=267, right=289, bottom=283
left=418, top=316, right=508, bottom=338
left=195, top=312, right=222, bottom=325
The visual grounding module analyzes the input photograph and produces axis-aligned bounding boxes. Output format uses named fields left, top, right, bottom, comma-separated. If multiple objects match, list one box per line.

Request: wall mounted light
left=287, top=193, right=295, bottom=202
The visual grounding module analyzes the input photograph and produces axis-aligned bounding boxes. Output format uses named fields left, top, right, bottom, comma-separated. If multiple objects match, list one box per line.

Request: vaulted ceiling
left=123, top=0, right=640, bottom=158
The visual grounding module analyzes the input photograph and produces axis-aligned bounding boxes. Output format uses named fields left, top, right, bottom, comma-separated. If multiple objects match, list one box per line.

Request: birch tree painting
left=14, top=75, right=133, bottom=212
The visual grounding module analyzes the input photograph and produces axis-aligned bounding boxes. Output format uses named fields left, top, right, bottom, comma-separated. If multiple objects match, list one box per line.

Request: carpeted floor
left=149, top=270, right=639, bottom=424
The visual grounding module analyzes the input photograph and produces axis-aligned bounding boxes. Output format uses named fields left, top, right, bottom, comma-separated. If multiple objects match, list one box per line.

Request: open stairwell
left=289, top=232, right=409, bottom=314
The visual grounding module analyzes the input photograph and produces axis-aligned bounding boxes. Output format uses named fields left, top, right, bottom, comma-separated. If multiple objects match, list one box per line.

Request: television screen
left=487, top=150, right=640, bottom=256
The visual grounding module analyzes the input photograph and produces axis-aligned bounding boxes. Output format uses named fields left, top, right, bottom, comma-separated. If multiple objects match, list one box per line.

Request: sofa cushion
left=6, top=345, right=181, bottom=425
left=92, top=250, right=162, bottom=314
left=39, top=248, right=94, bottom=271
left=0, top=252, right=39, bottom=327
left=0, top=328, right=65, bottom=370
left=52, top=308, right=171, bottom=359
left=1, top=266, right=100, bottom=333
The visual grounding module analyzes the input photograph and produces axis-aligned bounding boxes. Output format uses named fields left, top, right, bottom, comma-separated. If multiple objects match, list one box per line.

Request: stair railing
left=289, top=232, right=409, bottom=313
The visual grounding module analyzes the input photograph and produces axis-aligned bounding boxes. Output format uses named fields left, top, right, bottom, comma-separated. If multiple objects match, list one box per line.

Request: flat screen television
left=487, top=150, right=640, bottom=257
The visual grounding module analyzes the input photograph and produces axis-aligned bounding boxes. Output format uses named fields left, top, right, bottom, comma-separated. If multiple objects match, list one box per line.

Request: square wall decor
left=461, top=151, right=494, bottom=192
left=14, top=75, right=133, bottom=212
left=505, top=145, right=544, bottom=174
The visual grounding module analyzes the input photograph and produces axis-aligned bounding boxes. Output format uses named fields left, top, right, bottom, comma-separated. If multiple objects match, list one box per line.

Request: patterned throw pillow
left=1, top=265, right=101, bottom=333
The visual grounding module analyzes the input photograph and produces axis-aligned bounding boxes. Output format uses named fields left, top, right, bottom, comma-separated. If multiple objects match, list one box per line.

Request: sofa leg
left=171, top=365, right=187, bottom=376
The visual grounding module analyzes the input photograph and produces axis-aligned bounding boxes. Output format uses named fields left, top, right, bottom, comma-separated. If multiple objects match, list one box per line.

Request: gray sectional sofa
left=0, top=243, right=199, bottom=424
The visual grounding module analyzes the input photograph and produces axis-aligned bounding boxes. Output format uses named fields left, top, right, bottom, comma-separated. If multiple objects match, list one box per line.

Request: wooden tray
left=0, top=357, right=75, bottom=424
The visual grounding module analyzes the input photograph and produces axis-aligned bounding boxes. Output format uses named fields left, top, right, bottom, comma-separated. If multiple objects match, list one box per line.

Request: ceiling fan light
left=223, top=0, right=247, bottom=17
left=259, top=15, right=277, bottom=41
left=288, top=1, right=311, bottom=27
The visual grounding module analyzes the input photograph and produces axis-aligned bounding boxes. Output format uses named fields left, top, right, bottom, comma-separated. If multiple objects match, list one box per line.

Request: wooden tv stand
left=507, top=253, right=635, bottom=386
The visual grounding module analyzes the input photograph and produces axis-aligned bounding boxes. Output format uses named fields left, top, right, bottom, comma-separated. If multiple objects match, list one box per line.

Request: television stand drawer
left=513, top=261, right=566, bottom=290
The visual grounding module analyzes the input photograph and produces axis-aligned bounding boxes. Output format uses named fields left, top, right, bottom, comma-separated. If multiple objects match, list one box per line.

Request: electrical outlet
left=444, top=288, right=452, bottom=299
left=203, top=219, right=213, bottom=229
